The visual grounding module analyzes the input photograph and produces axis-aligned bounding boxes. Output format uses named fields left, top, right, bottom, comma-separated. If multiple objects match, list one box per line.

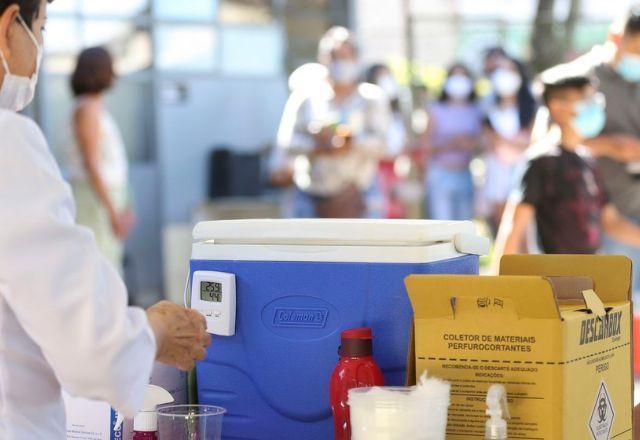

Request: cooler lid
left=193, top=219, right=488, bottom=256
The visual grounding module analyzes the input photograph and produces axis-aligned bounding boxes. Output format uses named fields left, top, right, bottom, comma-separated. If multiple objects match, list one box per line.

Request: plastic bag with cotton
left=348, top=372, right=451, bottom=440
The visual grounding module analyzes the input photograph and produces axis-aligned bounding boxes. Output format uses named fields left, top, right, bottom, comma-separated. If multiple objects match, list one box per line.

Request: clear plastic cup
left=349, top=386, right=449, bottom=440
left=157, top=405, right=226, bottom=440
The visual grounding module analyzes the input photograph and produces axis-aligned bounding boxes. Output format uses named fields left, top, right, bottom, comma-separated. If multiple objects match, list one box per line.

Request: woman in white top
left=65, top=47, right=133, bottom=271
left=482, top=57, right=537, bottom=234
left=0, top=2, right=210, bottom=437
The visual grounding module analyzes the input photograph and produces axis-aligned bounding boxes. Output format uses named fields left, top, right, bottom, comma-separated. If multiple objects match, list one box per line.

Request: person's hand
left=331, top=124, right=353, bottom=154
left=270, top=167, right=294, bottom=187
left=109, top=209, right=135, bottom=240
left=312, top=125, right=354, bottom=156
left=146, top=301, right=212, bottom=371
left=614, top=136, right=640, bottom=163
left=313, top=126, right=336, bottom=151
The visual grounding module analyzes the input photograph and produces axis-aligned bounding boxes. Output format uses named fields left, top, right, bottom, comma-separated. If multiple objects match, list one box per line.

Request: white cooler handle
left=453, top=233, right=490, bottom=256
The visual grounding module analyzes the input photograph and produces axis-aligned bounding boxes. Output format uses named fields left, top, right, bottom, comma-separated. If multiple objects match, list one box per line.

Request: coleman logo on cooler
left=589, top=381, right=614, bottom=440
left=273, top=308, right=329, bottom=328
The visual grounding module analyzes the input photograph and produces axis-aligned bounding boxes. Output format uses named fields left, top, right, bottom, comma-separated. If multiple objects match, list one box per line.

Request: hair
left=494, top=57, right=537, bottom=128
left=0, top=0, right=53, bottom=29
left=364, top=63, right=387, bottom=84
left=440, top=62, right=477, bottom=103
left=365, top=63, right=402, bottom=111
left=317, top=26, right=357, bottom=65
left=625, top=5, right=640, bottom=36
left=542, top=76, right=593, bottom=105
left=484, top=46, right=508, bottom=62
left=70, top=47, right=116, bottom=97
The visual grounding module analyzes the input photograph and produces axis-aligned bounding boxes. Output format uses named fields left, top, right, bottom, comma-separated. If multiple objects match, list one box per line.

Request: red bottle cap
left=339, top=327, right=374, bottom=357
left=341, top=327, right=372, bottom=340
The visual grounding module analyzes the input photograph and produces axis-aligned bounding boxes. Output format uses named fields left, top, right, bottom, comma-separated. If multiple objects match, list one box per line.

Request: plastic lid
left=134, top=411, right=157, bottom=432
left=341, top=327, right=372, bottom=340
left=339, top=328, right=374, bottom=357
left=193, top=219, right=478, bottom=247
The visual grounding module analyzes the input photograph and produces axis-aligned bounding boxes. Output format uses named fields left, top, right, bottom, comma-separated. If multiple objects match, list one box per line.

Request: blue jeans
left=602, top=234, right=640, bottom=297
left=426, top=165, right=474, bottom=221
left=292, top=189, right=316, bottom=218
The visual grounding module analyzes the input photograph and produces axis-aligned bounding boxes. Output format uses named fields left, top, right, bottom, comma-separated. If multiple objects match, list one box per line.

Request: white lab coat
left=0, top=109, right=156, bottom=439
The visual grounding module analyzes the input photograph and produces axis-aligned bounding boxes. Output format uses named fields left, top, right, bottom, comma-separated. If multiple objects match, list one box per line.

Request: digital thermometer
left=190, top=271, right=236, bottom=336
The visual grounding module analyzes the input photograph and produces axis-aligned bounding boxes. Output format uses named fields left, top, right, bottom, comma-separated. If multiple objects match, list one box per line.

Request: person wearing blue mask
left=504, top=70, right=640, bottom=254
left=584, top=7, right=640, bottom=293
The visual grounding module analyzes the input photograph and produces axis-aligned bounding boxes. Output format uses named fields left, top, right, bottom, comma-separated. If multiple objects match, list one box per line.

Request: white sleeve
left=0, top=116, right=156, bottom=418
left=276, top=91, right=316, bottom=155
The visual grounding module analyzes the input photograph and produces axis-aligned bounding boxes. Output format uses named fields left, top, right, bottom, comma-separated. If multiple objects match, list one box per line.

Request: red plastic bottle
left=329, top=327, right=385, bottom=440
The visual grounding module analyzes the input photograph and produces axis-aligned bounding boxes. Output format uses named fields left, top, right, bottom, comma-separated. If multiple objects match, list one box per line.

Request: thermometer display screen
left=200, top=281, right=223, bottom=302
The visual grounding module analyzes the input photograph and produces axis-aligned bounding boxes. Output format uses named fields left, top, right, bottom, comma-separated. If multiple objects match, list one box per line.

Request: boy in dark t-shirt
left=505, top=67, right=640, bottom=254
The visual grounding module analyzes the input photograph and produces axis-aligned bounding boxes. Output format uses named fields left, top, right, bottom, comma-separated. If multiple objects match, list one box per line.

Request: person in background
left=482, top=57, right=537, bottom=234
left=504, top=69, right=640, bottom=255
left=270, top=63, right=329, bottom=217
left=0, top=1, right=209, bottom=437
left=365, top=64, right=407, bottom=159
left=479, top=46, right=510, bottom=114
left=365, top=63, right=408, bottom=218
left=483, top=46, right=509, bottom=77
left=63, top=47, right=133, bottom=273
left=582, top=7, right=640, bottom=294
left=493, top=14, right=640, bottom=271
left=277, top=26, right=391, bottom=218
left=422, top=63, right=482, bottom=221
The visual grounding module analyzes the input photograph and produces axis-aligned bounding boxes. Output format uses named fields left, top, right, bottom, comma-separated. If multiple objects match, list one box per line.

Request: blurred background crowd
left=24, top=0, right=640, bottom=306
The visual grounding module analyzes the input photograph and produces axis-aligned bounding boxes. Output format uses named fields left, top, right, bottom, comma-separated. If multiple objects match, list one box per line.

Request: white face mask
left=329, top=60, right=360, bottom=86
left=377, top=74, right=398, bottom=98
left=491, top=68, right=522, bottom=97
left=0, top=15, right=43, bottom=112
left=444, top=74, right=473, bottom=100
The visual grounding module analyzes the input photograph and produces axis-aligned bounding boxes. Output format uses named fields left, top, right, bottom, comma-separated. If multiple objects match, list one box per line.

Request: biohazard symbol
left=589, top=381, right=614, bottom=440
left=597, top=397, right=607, bottom=423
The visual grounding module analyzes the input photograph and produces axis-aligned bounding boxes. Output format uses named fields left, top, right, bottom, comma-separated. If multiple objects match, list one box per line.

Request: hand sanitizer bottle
left=133, top=384, right=174, bottom=439
left=485, top=384, right=509, bottom=440
left=115, top=384, right=174, bottom=440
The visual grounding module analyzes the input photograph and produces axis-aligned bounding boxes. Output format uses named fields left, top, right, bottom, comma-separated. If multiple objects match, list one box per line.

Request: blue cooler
left=189, top=219, right=488, bottom=440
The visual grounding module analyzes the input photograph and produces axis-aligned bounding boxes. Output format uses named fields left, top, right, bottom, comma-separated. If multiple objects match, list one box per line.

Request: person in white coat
left=0, top=1, right=211, bottom=438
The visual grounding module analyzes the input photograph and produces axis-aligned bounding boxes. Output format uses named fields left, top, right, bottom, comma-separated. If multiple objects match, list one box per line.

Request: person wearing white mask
left=365, top=63, right=409, bottom=218
left=482, top=57, right=537, bottom=235
left=422, top=63, right=482, bottom=220
left=0, top=1, right=211, bottom=438
left=277, top=26, right=391, bottom=218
